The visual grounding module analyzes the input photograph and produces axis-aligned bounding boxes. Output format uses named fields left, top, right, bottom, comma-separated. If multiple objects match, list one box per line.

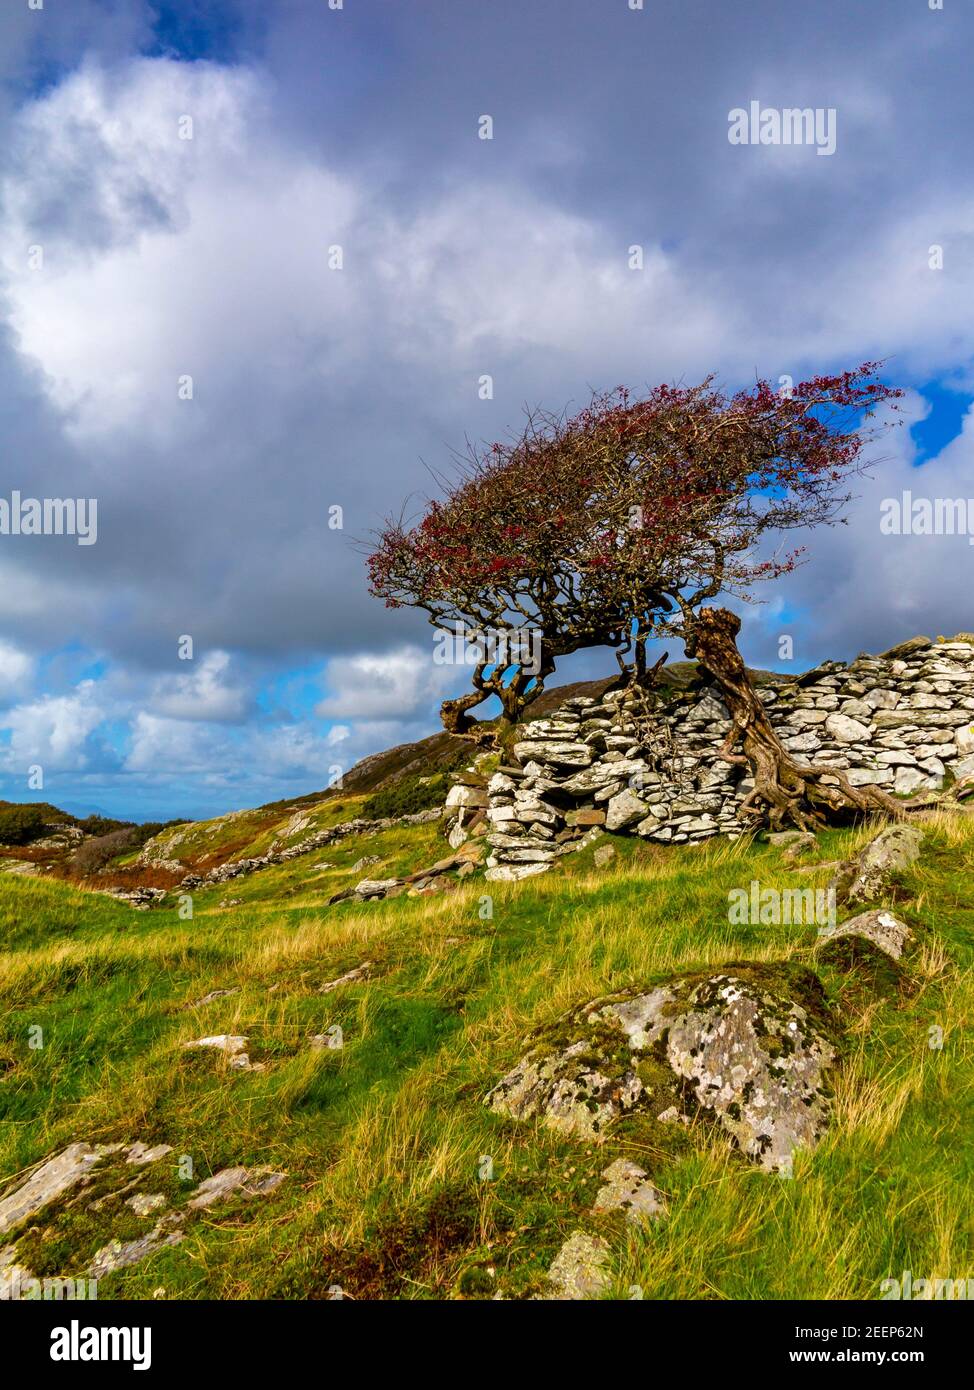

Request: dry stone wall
left=484, top=635, right=974, bottom=882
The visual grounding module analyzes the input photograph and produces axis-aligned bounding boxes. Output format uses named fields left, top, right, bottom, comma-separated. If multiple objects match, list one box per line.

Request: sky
left=0, top=0, right=972, bottom=821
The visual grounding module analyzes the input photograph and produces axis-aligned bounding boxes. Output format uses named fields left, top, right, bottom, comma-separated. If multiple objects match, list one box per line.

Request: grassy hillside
left=1, top=807, right=970, bottom=1300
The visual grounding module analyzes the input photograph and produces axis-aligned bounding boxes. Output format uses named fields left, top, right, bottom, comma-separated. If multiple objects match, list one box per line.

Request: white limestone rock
left=604, top=788, right=649, bottom=831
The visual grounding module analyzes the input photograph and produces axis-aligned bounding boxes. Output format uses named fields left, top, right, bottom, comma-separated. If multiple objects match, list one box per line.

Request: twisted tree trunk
left=439, top=650, right=557, bottom=742
left=683, top=607, right=904, bottom=832
left=440, top=686, right=492, bottom=737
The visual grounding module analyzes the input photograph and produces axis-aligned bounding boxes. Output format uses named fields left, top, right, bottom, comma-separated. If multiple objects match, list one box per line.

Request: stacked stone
left=482, top=636, right=974, bottom=882
left=483, top=690, right=744, bottom=882
left=766, top=637, right=974, bottom=795
left=443, top=780, right=490, bottom=848
left=482, top=698, right=616, bottom=882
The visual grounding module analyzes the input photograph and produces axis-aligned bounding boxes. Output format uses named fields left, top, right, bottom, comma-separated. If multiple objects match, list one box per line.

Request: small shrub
left=362, top=773, right=450, bottom=821
left=0, top=805, right=48, bottom=846
left=77, top=815, right=133, bottom=838
left=72, top=828, right=141, bottom=875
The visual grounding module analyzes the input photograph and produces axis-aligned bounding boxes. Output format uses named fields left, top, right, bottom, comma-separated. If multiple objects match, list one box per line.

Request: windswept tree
left=369, top=363, right=906, bottom=828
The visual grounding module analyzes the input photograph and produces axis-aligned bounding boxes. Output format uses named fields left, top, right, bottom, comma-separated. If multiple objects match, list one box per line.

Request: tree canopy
left=369, top=363, right=902, bottom=738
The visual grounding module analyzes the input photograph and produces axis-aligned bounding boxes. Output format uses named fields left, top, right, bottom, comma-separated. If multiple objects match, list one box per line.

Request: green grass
left=1, top=813, right=971, bottom=1300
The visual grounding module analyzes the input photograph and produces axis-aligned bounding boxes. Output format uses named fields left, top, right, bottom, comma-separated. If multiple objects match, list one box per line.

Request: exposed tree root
left=683, top=606, right=968, bottom=833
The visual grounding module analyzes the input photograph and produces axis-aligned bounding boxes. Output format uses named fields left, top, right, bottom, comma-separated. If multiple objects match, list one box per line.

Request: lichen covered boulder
left=832, top=825, right=924, bottom=907
left=663, top=971, right=837, bottom=1172
left=486, top=964, right=838, bottom=1172
left=485, top=986, right=676, bottom=1140
left=817, top=908, right=913, bottom=962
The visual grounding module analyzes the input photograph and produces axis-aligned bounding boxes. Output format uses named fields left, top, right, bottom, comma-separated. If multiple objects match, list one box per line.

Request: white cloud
left=0, top=681, right=105, bottom=772
left=148, top=649, right=248, bottom=722
left=0, top=58, right=360, bottom=443
left=247, top=723, right=349, bottom=779
left=6, top=56, right=971, bottom=459
left=124, top=710, right=232, bottom=774
left=758, top=393, right=974, bottom=658
left=1, top=27, right=973, bottom=821
left=0, top=639, right=34, bottom=700
left=314, top=644, right=458, bottom=721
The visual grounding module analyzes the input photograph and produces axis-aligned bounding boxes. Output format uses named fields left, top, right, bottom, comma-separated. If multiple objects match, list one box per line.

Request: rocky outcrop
left=0, top=860, right=41, bottom=876
left=31, top=823, right=84, bottom=850
left=483, top=636, right=974, bottom=878
left=487, top=964, right=838, bottom=1173
left=0, top=1142, right=124, bottom=1239
left=84, top=1165, right=285, bottom=1280
left=88, top=1217, right=185, bottom=1279
left=183, top=1034, right=265, bottom=1072
left=0, top=1141, right=286, bottom=1296
left=538, top=1159, right=665, bottom=1299
left=103, top=886, right=167, bottom=909
left=319, top=961, right=375, bottom=993
left=327, top=841, right=486, bottom=905
left=182, top=988, right=240, bottom=1010
left=186, top=1167, right=285, bottom=1211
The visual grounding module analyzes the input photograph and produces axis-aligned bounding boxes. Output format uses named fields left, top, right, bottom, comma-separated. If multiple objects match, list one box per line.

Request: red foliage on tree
left=370, top=363, right=907, bottom=827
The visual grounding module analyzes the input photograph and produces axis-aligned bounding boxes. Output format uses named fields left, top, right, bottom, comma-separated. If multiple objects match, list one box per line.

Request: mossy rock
left=486, top=962, right=840, bottom=1171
